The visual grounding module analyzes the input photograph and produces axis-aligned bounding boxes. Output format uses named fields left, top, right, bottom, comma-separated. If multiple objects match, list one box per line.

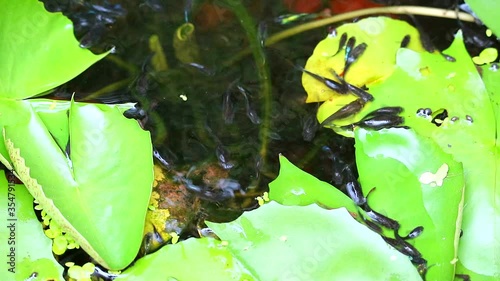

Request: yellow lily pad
left=302, top=17, right=425, bottom=104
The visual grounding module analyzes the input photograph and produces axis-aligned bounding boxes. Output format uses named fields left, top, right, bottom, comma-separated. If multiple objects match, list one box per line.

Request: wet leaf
left=268, top=155, right=357, bottom=214
left=465, top=0, right=500, bottom=37
left=366, top=32, right=499, bottom=280
left=208, top=202, right=421, bottom=280
left=115, top=237, right=257, bottom=281
left=0, top=173, right=64, bottom=281
left=481, top=63, right=500, bottom=139
left=0, top=99, right=153, bottom=270
left=0, top=0, right=107, bottom=99
left=355, top=127, right=465, bottom=280
left=305, top=15, right=499, bottom=279
left=302, top=17, right=424, bottom=108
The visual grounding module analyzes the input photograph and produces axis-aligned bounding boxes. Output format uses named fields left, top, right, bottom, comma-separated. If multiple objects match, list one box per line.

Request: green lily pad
left=366, top=32, right=499, bottom=280
left=304, top=15, right=499, bottom=278
left=464, top=0, right=500, bottom=38
left=481, top=63, right=500, bottom=139
left=115, top=238, right=257, bottom=281
left=268, top=155, right=357, bottom=214
left=302, top=17, right=427, bottom=135
left=1, top=99, right=153, bottom=270
left=0, top=172, right=64, bottom=281
left=208, top=201, right=421, bottom=280
left=303, top=17, right=424, bottom=104
left=0, top=0, right=107, bottom=99
left=355, top=127, right=464, bottom=280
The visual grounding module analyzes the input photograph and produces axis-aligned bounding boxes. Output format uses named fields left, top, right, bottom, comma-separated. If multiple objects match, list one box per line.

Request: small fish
left=360, top=213, right=383, bottom=233
left=254, top=155, right=263, bottom=178
left=329, top=69, right=373, bottom=102
left=346, top=82, right=374, bottom=102
left=442, top=53, right=456, bottom=62
left=301, top=68, right=347, bottom=94
left=198, top=228, right=218, bottom=239
left=268, top=131, right=282, bottom=140
left=322, top=146, right=347, bottom=186
left=91, top=3, right=126, bottom=17
left=329, top=69, right=349, bottom=92
left=181, top=177, right=235, bottom=202
left=345, top=181, right=366, bottom=206
left=79, top=24, right=106, bottom=48
left=344, top=42, right=367, bottom=75
left=246, top=106, right=261, bottom=124
left=153, top=148, right=175, bottom=169
left=140, top=0, right=164, bottom=11
left=344, top=37, right=357, bottom=62
left=401, top=226, right=424, bottom=240
left=364, top=106, right=403, bottom=119
left=302, top=113, right=319, bottom=141
left=382, top=236, right=422, bottom=259
left=184, top=0, right=193, bottom=22
left=222, top=89, right=235, bottom=124
left=353, top=114, right=404, bottom=130
left=400, top=34, right=411, bottom=48
left=365, top=207, right=400, bottom=230
left=185, top=62, right=215, bottom=76
left=215, top=144, right=234, bottom=169
left=258, top=21, right=268, bottom=47
left=123, top=107, right=147, bottom=120
left=320, top=99, right=365, bottom=126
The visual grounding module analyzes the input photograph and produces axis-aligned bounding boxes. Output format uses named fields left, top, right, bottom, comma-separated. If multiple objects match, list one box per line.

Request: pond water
left=38, top=0, right=496, bottom=275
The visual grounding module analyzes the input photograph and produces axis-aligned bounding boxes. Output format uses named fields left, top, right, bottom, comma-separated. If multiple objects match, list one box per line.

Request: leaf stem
left=221, top=0, right=272, bottom=164
left=223, top=6, right=476, bottom=67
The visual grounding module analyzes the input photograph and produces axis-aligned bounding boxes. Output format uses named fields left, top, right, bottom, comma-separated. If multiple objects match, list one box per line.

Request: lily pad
left=208, top=202, right=421, bottom=280
left=304, top=15, right=499, bottom=279
left=302, top=17, right=426, bottom=133
left=464, top=0, right=500, bottom=37
left=0, top=0, right=107, bottom=99
left=0, top=172, right=64, bottom=281
left=481, top=63, right=500, bottom=138
left=115, top=238, right=257, bottom=281
left=366, top=32, right=499, bottom=280
left=355, top=127, right=464, bottom=280
left=268, top=155, right=357, bottom=214
left=1, top=99, right=153, bottom=270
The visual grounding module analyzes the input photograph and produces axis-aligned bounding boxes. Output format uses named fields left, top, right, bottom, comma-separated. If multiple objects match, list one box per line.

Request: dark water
left=41, top=0, right=357, bottom=215
left=37, top=0, right=496, bottom=276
